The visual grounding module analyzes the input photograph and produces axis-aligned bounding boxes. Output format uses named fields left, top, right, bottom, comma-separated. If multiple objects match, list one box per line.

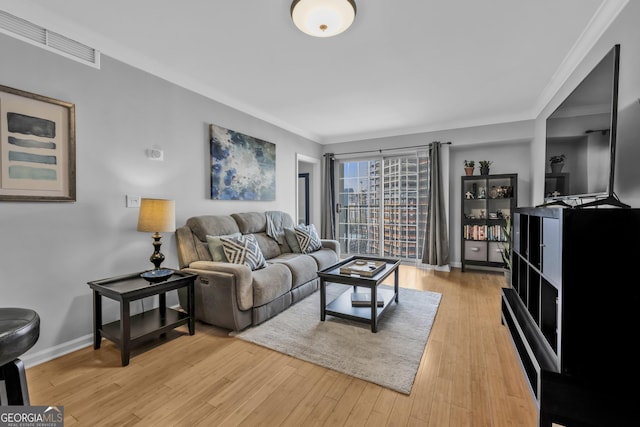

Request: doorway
left=298, top=173, right=309, bottom=225
left=296, top=154, right=320, bottom=228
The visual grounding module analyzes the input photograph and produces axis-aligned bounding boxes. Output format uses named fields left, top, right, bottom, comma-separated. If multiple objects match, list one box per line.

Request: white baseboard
left=22, top=334, right=93, bottom=368
left=418, top=263, right=453, bottom=272
left=22, top=304, right=184, bottom=368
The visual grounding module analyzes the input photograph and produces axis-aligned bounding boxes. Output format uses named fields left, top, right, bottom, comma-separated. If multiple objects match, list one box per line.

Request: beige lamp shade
left=137, top=198, right=176, bottom=233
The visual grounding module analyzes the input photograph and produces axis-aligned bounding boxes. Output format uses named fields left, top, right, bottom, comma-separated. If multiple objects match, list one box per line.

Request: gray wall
left=0, top=34, right=322, bottom=364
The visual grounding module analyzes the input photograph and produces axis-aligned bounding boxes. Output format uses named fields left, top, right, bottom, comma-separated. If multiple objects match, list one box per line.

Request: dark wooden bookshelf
left=461, top=173, right=517, bottom=271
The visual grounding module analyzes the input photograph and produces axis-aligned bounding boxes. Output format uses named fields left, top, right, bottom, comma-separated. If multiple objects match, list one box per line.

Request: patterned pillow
left=295, top=224, right=322, bottom=254
left=220, top=234, right=267, bottom=270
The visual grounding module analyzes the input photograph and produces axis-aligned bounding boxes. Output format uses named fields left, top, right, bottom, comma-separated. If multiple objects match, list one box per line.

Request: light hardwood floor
left=26, top=266, right=538, bottom=426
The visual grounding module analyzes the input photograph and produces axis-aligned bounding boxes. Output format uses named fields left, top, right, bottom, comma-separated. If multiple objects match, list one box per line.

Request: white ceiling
left=0, top=0, right=625, bottom=144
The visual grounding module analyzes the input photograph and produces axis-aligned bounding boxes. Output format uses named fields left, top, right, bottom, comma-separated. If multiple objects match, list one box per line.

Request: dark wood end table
left=87, top=269, right=197, bottom=366
left=317, top=256, right=400, bottom=332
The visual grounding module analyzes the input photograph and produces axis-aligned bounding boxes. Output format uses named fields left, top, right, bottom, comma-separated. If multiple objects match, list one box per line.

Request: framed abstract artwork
left=0, top=85, right=76, bottom=201
left=209, top=124, right=276, bottom=201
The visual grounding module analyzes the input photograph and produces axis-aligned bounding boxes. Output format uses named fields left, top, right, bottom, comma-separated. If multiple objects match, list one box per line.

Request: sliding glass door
left=336, top=154, right=429, bottom=261
left=337, top=160, right=381, bottom=256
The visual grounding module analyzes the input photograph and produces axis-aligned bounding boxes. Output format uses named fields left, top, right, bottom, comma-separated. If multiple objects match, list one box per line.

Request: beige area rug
left=232, top=283, right=442, bottom=395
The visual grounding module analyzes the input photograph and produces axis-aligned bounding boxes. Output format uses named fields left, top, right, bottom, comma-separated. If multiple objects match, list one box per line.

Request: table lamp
left=137, top=198, right=176, bottom=270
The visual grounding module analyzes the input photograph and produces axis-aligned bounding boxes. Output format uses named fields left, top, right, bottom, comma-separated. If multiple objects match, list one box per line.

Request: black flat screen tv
left=544, top=44, right=628, bottom=208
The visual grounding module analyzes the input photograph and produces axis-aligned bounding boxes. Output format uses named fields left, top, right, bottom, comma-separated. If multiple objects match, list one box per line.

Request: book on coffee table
left=339, top=259, right=385, bottom=277
left=351, top=292, right=384, bottom=307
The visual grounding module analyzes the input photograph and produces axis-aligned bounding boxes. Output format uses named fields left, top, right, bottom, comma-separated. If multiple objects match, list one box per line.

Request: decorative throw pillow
left=206, top=233, right=241, bottom=262
left=220, top=234, right=267, bottom=270
left=284, top=227, right=302, bottom=253
left=294, top=224, right=322, bottom=254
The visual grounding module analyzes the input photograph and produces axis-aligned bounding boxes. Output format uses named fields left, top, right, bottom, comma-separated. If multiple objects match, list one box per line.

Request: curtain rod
left=326, top=141, right=451, bottom=157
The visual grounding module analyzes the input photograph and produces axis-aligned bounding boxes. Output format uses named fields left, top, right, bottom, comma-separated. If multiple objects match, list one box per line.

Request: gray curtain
left=321, top=153, right=336, bottom=239
left=422, top=141, right=450, bottom=266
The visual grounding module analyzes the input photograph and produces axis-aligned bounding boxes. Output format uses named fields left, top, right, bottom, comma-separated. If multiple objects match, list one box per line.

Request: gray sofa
left=175, top=211, right=340, bottom=331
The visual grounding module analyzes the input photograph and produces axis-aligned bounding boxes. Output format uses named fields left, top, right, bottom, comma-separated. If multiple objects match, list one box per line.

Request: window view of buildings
left=337, top=156, right=429, bottom=261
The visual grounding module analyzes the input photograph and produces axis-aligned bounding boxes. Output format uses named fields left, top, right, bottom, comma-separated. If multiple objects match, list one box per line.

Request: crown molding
left=532, top=0, right=629, bottom=118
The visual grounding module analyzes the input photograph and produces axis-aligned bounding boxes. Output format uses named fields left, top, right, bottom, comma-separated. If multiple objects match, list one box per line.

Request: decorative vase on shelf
left=549, top=154, right=566, bottom=174
left=464, top=166, right=474, bottom=176
left=550, top=162, right=564, bottom=174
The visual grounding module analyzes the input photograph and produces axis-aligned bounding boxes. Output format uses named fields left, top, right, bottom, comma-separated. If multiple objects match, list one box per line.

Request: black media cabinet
left=502, top=207, right=640, bottom=426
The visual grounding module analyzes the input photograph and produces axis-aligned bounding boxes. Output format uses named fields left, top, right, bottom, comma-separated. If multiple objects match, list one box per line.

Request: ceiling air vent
left=0, top=10, right=100, bottom=68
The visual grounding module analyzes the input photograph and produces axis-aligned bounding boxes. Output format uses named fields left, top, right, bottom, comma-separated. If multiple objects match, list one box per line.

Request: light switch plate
left=126, top=195, right=141, bottom=208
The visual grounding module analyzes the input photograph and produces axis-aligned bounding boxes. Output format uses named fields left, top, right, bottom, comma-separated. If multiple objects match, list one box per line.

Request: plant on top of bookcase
left=478, top=160, right=493, bottom=175
left=549, top=154, right=566, bottom=173
left=464, top=160, right=475, bottom=176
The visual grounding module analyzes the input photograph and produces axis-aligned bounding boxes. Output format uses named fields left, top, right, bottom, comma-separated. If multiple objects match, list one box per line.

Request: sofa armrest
left=187, top=261, right=253, bottom=310
left=177, top=261, right=255, bottom=331
left=321, top=239, right=341, bottom=259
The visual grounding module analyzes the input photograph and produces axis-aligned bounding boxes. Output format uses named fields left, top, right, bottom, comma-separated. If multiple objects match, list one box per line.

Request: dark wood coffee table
left=318, top=256, right=400, bottom=332
left=87, top=269, right=196, bottom=366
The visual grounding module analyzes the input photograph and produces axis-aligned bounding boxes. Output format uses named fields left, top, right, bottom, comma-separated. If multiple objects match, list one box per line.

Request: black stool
left=0, top=308, right=40, bottom=406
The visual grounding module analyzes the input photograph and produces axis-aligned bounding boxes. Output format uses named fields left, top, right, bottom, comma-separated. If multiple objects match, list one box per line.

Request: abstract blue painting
left=210, top=124, right=276, bottom=201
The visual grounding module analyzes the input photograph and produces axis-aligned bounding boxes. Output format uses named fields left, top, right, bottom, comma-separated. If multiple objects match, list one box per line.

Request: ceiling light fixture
left=290, top=0, right=357, bottom=38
